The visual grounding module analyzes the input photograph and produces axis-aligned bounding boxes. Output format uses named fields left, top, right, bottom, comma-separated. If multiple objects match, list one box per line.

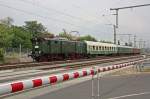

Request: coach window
left=105, top=46, right=107, bottom=50
left=99, top=46, right=101, bottom=51
left=96, top=46, right=98, bottom=50
left=93, top=46, right=95, bottom=50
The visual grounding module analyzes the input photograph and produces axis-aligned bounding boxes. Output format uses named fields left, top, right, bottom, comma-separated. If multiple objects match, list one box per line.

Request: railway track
left=0, top=55, right=144, bottom=70
left=39, top=55, right=143, bottom=70
left=0, top=55, right=145, bottom=84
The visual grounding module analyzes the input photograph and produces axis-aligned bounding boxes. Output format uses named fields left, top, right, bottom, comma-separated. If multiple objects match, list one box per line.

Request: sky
left=0, top=0, right=150, bottom=47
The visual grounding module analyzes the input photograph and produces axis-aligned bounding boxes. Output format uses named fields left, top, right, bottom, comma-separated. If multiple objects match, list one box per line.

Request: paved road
left=31, top=73, right=150, bottom=99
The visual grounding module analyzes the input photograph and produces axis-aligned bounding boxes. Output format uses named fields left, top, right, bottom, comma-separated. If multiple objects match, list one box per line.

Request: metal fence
left=4, top=47, right=33, bottom=63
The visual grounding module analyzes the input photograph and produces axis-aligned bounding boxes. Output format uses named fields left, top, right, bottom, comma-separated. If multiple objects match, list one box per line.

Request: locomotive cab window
left=54, top=41, right=58, bottom=44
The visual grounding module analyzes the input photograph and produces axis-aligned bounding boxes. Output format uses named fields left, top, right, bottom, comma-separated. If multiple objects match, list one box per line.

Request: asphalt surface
left=31, top=73, right=150, bottom=99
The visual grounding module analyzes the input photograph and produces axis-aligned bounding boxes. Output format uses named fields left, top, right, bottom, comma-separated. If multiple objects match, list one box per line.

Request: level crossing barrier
left=0, top=59, right=148, bottom=96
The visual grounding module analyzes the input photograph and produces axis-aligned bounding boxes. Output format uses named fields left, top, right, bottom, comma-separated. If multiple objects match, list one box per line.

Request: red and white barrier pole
left=0, top=59, right=146, bottom=96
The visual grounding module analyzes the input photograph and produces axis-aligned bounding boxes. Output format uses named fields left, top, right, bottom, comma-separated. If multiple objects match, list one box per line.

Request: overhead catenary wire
left=71, top=4, right=106, bottom=22
left=20, top=0, right=89, bottom=22
left=19, top=0, right=103, bottom=25
left=0, top=2, right=102, bottom=33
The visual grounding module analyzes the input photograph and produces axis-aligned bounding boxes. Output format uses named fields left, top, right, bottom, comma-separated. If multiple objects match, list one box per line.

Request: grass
left=3, top=53, right=20, bottom=64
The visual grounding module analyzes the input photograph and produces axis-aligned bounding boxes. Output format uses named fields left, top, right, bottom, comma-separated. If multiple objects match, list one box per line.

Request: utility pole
left=138, top=39, right=143, bottom=49
left=112, top=9, right=119, bottom=28
left=138, top=39, right=146, bottom=53
left=110, top=4, right=150, bottom=45
left=128, top=34, right=132, bottom=44
left=113, top=25, right=116, bottom=44
left=134, top=35, right=137, bottom=48
left=143, top=41, right=146, bottom=48
left=105, top=24, right=117, bottom=44
left=139, top=39, right=142, bottom=48
left=117, top=34, right=132, bottom=46
left=110, top=4, right=150, bottom=28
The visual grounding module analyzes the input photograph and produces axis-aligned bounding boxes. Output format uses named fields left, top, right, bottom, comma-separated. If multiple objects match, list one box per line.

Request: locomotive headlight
left=35, top=45, right=39, bottom=48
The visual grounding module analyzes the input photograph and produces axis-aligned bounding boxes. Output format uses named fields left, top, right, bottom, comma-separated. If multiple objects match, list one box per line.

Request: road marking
left=108, top=92, right=150, bottom=99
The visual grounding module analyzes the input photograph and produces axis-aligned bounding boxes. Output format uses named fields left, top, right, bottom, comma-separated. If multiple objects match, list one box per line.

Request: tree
left=24, top=21, right=47, bottom=37
left=0, top=48, right=4, bottom=61
left=78, top=35, right=97, bottom=41
left=0, top=23, right=13, bottom=61
left=11, top=26, right=32, bottom=48
left=0, top=17, right=13, bottom=27
left=0, top=17, right=14, bottom=48
left=39, top=32, right=54, bottom=38
left=0, top=24, right=12, bottom=48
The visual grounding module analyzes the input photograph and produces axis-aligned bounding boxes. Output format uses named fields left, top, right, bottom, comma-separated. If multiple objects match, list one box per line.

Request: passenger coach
left=85, top=41, right=117, bottom=56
